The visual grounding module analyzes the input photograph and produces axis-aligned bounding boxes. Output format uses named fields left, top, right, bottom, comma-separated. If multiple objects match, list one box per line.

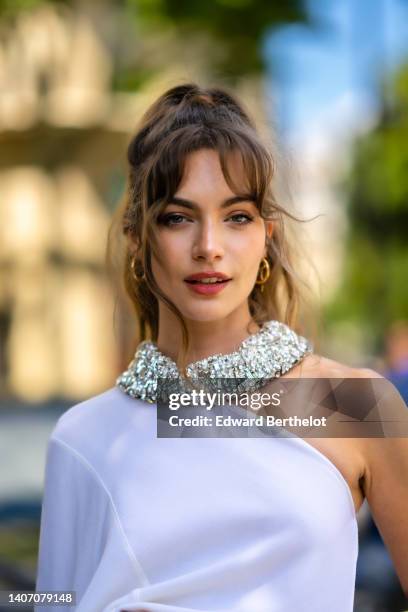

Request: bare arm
left=358, top=369, right=408, bottom=597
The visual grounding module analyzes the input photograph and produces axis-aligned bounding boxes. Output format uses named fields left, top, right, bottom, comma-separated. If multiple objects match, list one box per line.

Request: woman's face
left=151, top=148, right=273, bottom=324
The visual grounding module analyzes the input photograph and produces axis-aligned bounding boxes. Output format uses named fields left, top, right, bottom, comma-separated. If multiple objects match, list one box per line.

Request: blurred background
left=0, top=0, right=407, bottom=610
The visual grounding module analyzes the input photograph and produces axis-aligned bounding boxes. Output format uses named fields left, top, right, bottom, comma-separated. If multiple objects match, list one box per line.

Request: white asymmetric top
left=35, top=385, right=358, bottom=612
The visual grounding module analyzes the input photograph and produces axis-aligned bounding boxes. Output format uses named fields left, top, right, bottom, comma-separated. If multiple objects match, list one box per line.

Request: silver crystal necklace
left=116, top=320, right=313, bottom=404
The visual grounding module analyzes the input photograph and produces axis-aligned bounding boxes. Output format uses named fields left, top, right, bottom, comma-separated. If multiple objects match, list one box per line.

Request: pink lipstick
left=184, top=271, right=232, bottom=296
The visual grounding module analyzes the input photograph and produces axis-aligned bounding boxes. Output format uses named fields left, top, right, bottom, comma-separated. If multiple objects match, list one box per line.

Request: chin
left=178, top=304, right=235, bottom=323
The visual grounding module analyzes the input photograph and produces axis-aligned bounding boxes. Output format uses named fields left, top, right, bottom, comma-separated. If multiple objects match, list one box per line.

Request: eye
left=228, top=213, right=254, bottom=224
left=159, top=213, right=189, bottom=226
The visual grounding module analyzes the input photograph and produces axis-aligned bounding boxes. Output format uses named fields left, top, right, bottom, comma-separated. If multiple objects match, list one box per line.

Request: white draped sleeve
left=35, top=432, right=148, bottom=612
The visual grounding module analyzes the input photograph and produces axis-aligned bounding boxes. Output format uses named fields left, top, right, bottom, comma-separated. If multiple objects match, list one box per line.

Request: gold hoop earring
left=255, top=257, right=270, bottom=293
left=130, top=256, right=146, bottom=282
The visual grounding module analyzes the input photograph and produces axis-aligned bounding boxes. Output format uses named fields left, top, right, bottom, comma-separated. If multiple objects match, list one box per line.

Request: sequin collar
left=116, top=320, right=313, bottom=404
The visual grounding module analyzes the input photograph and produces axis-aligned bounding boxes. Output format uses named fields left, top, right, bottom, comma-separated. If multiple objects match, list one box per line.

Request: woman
left=35, top=83, right=408, bottom=611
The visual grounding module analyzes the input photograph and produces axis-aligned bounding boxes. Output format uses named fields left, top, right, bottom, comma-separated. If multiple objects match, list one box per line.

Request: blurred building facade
left=0, top=4, right=144, bottom=402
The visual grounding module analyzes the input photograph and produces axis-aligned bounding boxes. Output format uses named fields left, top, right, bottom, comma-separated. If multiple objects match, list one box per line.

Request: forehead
left=177, top=148, right=249, bottom=194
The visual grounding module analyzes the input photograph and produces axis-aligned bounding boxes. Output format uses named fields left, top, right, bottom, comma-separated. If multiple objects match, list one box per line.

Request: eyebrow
left=166, top=195, right=257, bottom=210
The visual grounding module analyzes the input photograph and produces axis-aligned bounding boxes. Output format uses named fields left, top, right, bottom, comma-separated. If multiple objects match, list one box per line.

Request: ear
left=264, top=221, right=274, bottom=257
left=128, top=236, right=141, bottom=259
left=265, top=221, right=274, bottom=239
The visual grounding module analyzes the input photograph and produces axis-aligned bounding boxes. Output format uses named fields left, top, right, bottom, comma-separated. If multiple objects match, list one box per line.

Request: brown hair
left=106, top=82, right=318, bottom=373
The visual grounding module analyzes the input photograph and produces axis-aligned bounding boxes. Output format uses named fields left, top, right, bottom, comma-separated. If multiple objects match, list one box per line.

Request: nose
left=191, top=219, right=225, bottom=262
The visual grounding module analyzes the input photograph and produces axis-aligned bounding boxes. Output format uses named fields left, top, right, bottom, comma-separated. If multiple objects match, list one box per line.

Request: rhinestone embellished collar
left=116, top=320, right=313, bottom=404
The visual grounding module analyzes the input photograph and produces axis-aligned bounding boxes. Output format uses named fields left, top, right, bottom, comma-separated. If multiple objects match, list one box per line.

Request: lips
left=184, top=272, right=232, bottom=295
left=184, top=272, right=231, bottom=283
left=185, top=278, right=228, bottom=285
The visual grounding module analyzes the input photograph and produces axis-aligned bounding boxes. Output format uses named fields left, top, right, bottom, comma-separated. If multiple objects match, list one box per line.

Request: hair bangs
left=144, top=122, right=273, bottom=218
left=215, top=127, right=274, bottom=213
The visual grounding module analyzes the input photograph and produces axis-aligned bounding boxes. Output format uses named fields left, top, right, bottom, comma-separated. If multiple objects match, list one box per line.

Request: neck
left=155, top=306, right=261, bottom=368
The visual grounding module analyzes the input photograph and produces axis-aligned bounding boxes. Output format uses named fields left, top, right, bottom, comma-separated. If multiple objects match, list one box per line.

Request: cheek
left=152, top=235, right=185, bottom=275
left=159, top=233, right=188, bottom=258
left=231, top=229, right=265, bottom=264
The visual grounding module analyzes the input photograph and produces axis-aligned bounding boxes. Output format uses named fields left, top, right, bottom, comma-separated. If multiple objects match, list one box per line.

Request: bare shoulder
left=294, top=352, right=384, bottom=380
left=302, top=356, right=408, bottom=512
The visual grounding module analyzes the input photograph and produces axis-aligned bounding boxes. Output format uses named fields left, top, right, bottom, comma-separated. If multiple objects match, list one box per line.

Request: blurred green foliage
left=0, top=0, right=66, bottom=17
left=326, top=63, right=408, bottom=346
left=0, top=0, right=310, bottom=80
left=127, top=0, right=310, bottom=76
